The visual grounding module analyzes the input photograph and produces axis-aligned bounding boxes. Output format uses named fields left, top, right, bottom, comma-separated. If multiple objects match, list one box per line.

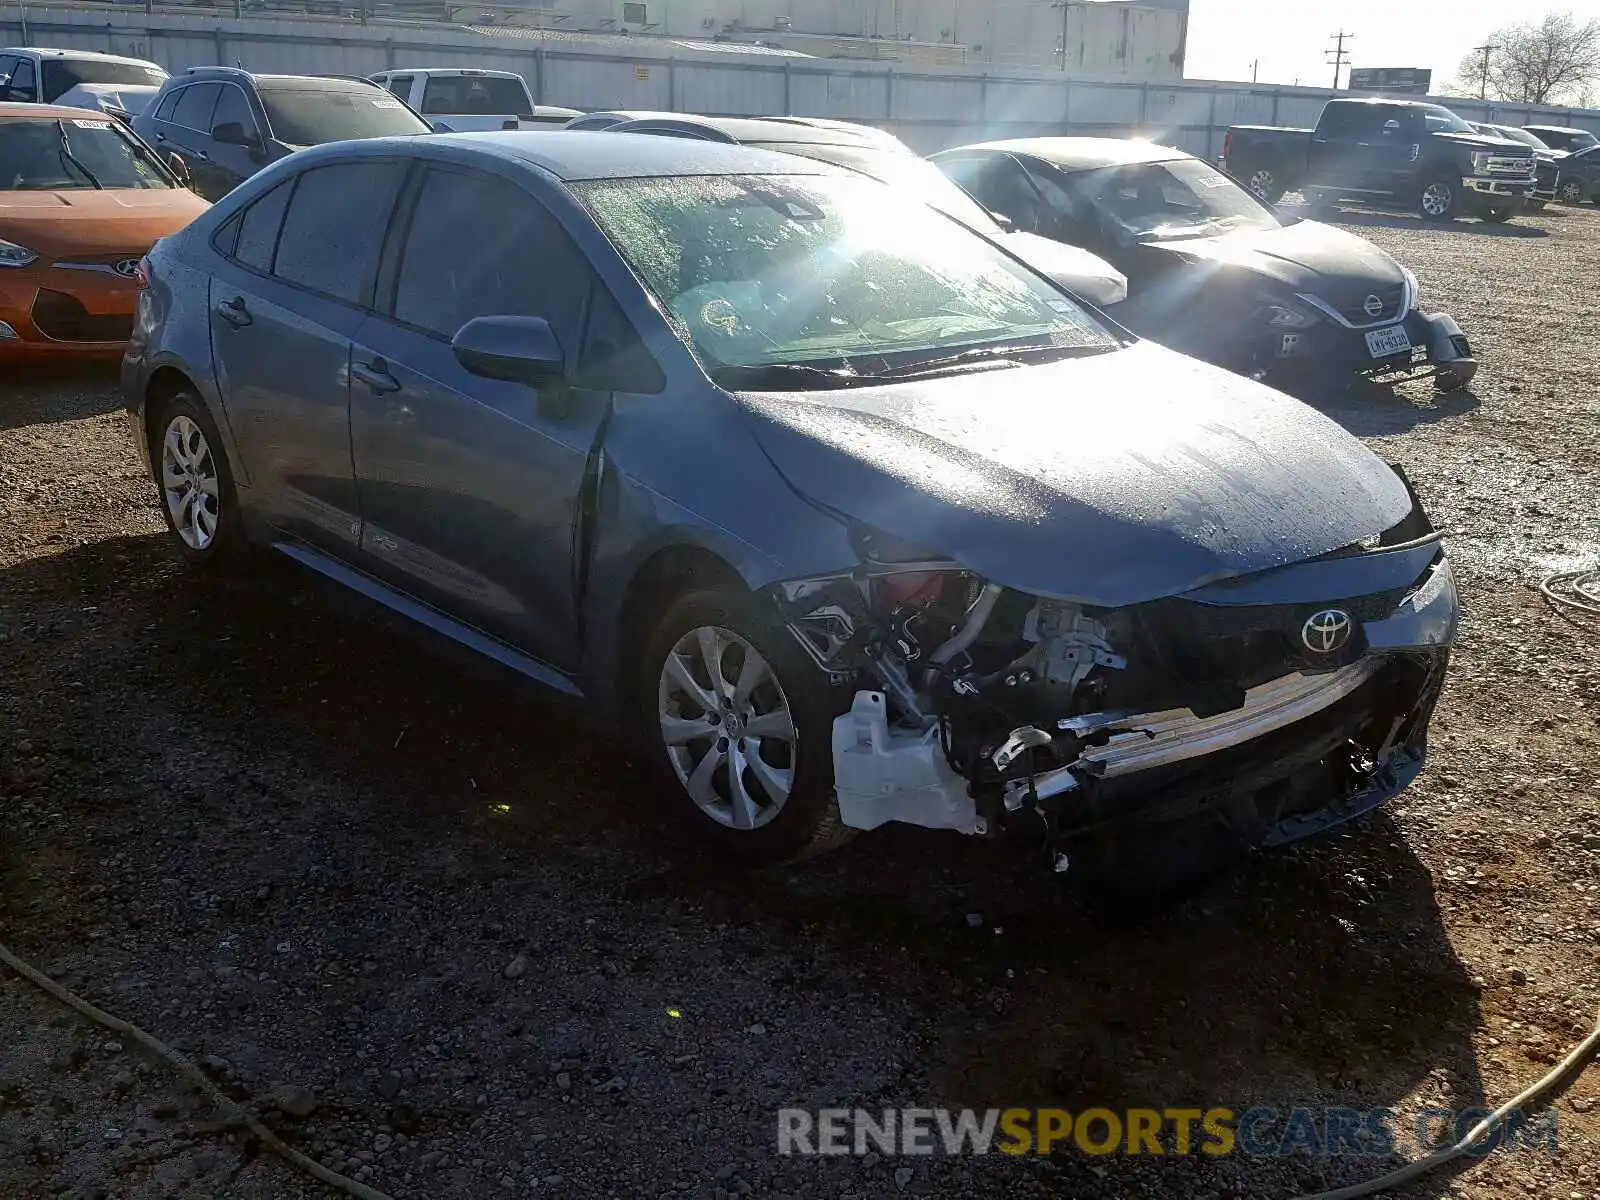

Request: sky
left=1184, top=0, right=1600, bottom=92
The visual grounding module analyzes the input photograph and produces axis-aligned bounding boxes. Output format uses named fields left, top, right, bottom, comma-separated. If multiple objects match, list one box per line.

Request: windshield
left=420, top=75, right=528, bottom=115
left=1074, top=157, right=1279, bottom=241
left=1486, top=125, right=1546, bottom=149
left=0, top=116, right=175, bottom=190
left=1419, top=104, right=1474, bottom=134
left=40, top=59, right=166, bottom=104
left=258, top=84, right=430, bottom=145
left=576, top=173, right=1116, bottom=378
left=754, top=141, right=1000, bottom=231
left=1544, top=129, right=1599, bottom=151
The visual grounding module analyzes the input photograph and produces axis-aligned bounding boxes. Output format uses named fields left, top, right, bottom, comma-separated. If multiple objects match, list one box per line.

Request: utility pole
left=1326, top=29, right=1353, bottom=92
left=1250, top=58, right=1259, bottom=83
left=1473, top=43, right=1497, bottom=99
left=1053, top=0, right=1071, bottom=72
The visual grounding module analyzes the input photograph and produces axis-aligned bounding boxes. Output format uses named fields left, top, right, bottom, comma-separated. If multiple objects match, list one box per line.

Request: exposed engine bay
left=765, top=539, right=1455, bottom=875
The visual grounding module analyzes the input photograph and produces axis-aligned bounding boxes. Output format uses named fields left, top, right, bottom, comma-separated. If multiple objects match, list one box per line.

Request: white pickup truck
left=0, top=47, right=167, bottom=122
left=367, top=68, right=580, bottom=132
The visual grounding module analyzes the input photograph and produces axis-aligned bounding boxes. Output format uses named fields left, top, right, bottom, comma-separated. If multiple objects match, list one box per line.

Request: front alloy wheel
left=1560, top=180, right=1585, bottom=203
left=1419, top=180, right=1457, bottom=220
left=161, top=415, right=220, bottom=551
left=639, top=589, right=849, bottom=865
left=659, top=626, right=796, bottom=832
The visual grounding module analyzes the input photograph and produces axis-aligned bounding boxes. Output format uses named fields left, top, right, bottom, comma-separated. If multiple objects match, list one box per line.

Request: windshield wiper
left=710, top=362, right=868, bottom=391
left=859, top=340, right=1110, bottom=381
left=56, top=121, right=103, bottom=190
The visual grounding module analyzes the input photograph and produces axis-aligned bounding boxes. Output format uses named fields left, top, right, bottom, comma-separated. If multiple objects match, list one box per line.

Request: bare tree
left=1452, top=12, right=1600, bottom=104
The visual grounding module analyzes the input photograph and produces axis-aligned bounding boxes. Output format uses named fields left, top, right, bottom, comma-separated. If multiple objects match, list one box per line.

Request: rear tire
left=1418, top=178, right=1459, bottom=221
left=636, top=588, right=851, bottom=866
left=1246, top=167, right=1285, bottom=206
left=149, top=390, right=250, bottom=572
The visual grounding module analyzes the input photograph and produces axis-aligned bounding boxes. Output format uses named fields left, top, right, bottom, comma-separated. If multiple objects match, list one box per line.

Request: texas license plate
left=1365, top=325, right=1411, bottom=358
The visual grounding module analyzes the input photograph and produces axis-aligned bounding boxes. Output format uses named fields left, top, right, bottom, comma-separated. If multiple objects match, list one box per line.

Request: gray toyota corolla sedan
left=123, top=132, right=1457, bottom=885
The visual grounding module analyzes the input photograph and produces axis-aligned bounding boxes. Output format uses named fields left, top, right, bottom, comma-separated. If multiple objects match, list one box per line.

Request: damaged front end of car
left=761, top=472, right=1457, bottom=878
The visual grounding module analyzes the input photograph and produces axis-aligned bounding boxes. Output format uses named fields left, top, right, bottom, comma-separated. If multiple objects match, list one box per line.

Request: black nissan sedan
left=932, top=137, right=1477, bottom=398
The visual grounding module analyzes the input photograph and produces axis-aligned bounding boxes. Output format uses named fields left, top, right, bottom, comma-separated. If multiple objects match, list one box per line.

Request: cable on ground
left=0, top=938, right=395, bottom=1200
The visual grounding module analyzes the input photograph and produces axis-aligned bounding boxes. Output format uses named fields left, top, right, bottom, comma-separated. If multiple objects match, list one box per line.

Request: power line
left=1326, top=28, right=1353, bottom=92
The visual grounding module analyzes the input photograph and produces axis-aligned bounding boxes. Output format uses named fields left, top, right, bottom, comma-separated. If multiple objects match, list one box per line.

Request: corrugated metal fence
left=9, top=3, right=1600, bottom=158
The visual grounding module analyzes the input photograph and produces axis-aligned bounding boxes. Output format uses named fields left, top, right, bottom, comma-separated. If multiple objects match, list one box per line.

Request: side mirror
left=211, top=121, right=258, bottom=148
left=1382, top=119, right=1402, bottom=135
left=452, top=315, right=565, bottom=387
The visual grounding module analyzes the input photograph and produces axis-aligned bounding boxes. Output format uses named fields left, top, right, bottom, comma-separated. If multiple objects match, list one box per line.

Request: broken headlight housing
left=1258, top=295, right=1318, bottom=330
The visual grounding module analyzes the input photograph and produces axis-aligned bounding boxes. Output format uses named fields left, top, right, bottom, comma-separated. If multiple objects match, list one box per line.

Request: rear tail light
left=1222, top=130, right=1233, bottom=161
left=133, top=257, right=151, bottom=289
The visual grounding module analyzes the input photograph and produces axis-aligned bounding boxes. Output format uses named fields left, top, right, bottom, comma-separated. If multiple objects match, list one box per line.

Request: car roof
left=1525, top=124, right=1588, bottom=133
left=615, top=114, right=887, bottom=148
left=426, top=130, right=844, bottom=181
left=938, top=136, right=1189, bottom=171
left=0, top=46, right=162, bottom=67
left=0, top=101, right=125, bottom=120
left=386, top=67, right=522, bottom=77
left=172, top=69, right=382, bottom=91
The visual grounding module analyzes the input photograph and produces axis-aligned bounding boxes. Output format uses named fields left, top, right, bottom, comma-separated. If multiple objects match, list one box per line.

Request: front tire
left=150, top=391, right=249, bottom=571
left=1418, top=178, right=1459, bottom=221
left=637, top=588, right=850, bottom=865
left=1559, top=180, right=1585, bottom=204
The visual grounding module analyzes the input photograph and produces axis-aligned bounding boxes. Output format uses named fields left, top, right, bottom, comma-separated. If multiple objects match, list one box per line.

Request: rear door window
left=390, top=166, right=590, bottom=349
left=232, top=178, right=293, bottom=272
left=153, top=86, right=183, bottom=121
left=172, top=82, right=222, bottom=133
left=273, top=161, right=406, bottom=305
left=8, top=58, right=37, bottom=103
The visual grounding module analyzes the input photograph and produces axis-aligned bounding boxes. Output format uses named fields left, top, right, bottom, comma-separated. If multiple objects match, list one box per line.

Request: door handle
left=351, top=357, right=401, bottom=394
left=193, top=149, right=210, bottom=161
left=214, top=295, right=251, bottom=328
left=154, top=132, right=166, bottom=142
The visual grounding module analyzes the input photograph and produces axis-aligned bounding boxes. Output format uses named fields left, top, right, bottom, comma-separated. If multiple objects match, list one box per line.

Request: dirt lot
left=3, top=201, right=1600, bottom=1200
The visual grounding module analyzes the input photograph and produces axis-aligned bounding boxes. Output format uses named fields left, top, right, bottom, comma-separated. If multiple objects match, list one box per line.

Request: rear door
left=207, top=159, right=408, bottom=551
left=348, top=163, right=612, bottom=667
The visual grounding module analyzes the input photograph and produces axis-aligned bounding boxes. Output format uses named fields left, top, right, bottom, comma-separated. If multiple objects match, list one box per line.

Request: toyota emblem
left=1302, top=609, right=1353, bottom=654
left=113, top=258, right=141, bottom=279
left=1362, top=294, right=1385, bottom=318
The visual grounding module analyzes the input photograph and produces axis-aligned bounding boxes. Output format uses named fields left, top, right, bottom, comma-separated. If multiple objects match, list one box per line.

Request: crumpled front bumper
left=1261, top=307, right=1477, bottom=392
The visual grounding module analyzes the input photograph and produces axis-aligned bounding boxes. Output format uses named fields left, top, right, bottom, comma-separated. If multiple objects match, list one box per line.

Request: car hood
left=0, top=189, right=209, bottom=257
left=735, top=342, right=1414, bottom=607
left=1432, top=131, right=1532, bottom=154
left=1139, top=218, right=1404, bottom=295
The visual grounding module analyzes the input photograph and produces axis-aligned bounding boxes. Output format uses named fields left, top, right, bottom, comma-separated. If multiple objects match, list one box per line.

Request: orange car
left=0, top=103, right=207, bottom=359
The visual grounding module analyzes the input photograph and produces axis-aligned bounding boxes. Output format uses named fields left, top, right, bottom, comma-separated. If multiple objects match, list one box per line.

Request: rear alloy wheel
left=640, top=589, right=849, bottom=865
left=1418, top=179, right=1458, bottom=220
left=1559, top=180, right=1585, bottom=203
left=152, top=392, right=248, bottom=570
left=1247, top=168, right=1283, bottom=205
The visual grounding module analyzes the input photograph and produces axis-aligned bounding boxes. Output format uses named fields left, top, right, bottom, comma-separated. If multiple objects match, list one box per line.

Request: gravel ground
left=3, top=201, right=1600, bottom=1200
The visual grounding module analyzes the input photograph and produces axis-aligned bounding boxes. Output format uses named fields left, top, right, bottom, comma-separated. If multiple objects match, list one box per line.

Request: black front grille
left=1326, top=283, right=1406, bottom=326
left=1102, top=585, right=1414, bottom=717
left=30, top=289, right=133, bottom=343
left=1535, top=160, right=1558, bottom=192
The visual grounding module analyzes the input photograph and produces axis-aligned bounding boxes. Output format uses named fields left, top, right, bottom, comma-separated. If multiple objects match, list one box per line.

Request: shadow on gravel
left=0, top=534, right=1485, bottom=1199
left=0, top=362, right=123, bottom=431
left=1315, top=208, right=1550, bottom=238
left=1313, top=387, right=1482, bottom=438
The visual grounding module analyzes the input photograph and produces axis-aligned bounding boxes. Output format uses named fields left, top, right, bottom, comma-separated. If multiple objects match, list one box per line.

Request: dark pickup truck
left=1222, top=97, right=1538, bottom=222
